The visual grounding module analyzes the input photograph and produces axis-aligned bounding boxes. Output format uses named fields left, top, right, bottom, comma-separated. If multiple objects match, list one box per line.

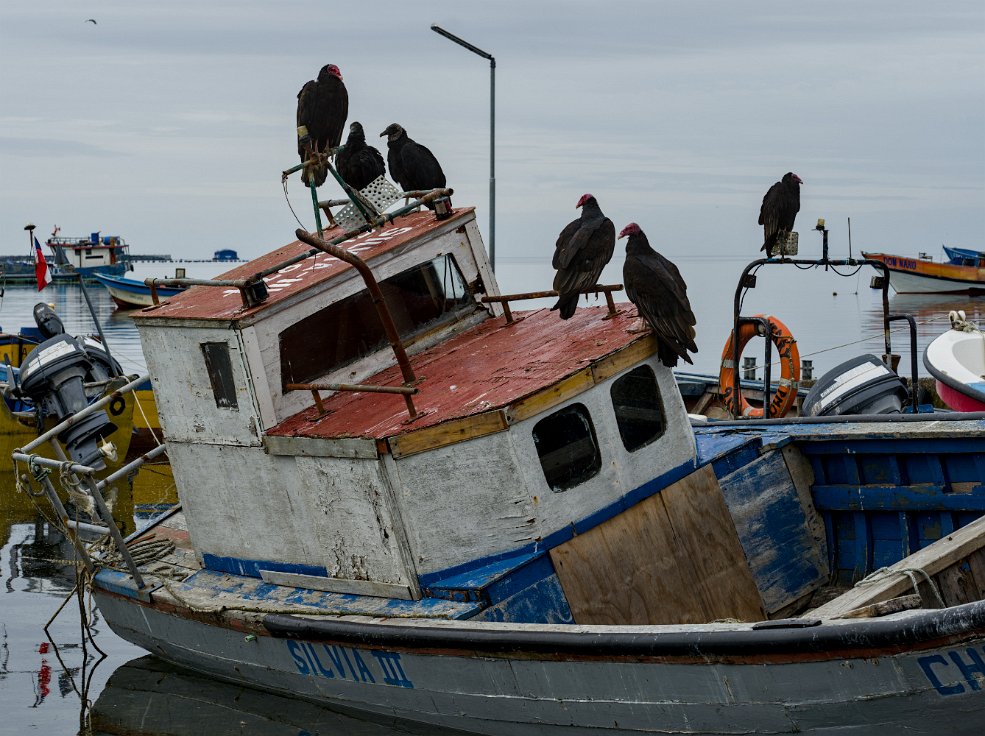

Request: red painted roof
left=133, top=208, right=475, bottom=322
left=267, top=306, right=647, bottom=441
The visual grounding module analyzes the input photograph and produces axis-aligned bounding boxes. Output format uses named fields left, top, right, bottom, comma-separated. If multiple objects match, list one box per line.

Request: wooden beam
left=389, top=410, right=509, bottom=459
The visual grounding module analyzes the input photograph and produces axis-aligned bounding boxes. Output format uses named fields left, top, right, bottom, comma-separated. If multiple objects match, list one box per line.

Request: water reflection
left=90, top=656, right=470, bottom=736
left=859, top=292, right=985, bottom=366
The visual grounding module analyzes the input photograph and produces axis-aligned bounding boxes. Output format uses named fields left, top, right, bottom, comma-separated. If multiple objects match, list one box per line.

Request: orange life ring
left=719, top=314, right=800, bottom=418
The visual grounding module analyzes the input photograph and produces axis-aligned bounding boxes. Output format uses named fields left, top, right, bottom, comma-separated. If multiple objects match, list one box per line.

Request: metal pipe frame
left=731, top=257, right=892, bottom=419
left=887, top=314, right=920, bottom=412
left=16, top=373, right=150, bottom=455
left=482, top=284, right=624, bottom=324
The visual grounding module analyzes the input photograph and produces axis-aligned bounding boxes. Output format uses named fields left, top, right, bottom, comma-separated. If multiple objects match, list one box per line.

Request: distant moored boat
left=863, top=248, right=985, bottom=294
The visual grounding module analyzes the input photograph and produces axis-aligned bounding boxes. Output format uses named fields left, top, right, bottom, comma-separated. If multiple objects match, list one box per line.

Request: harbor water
left=1, top=253, right=983, bottom=735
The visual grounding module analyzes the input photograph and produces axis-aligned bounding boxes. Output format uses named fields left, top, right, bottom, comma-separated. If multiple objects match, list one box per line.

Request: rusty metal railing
left=482, top=284, right=624, bottom=324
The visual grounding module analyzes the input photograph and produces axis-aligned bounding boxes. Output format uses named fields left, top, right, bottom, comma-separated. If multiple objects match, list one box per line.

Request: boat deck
left=267, top=306, right=652, bottom=442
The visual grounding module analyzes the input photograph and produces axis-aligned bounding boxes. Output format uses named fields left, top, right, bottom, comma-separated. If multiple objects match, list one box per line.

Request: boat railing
left=482, top=284, right=624, bottom=325
left=12, top=373, right=159, bottom=590
left=730, top=220, right=895, bottom=419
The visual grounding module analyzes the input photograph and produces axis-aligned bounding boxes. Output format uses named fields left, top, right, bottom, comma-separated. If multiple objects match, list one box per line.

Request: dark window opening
left=532, top=403, right=602, bottom=492
left=280, top=254, right=473, bottom=388
left=611, top=365, right=665, bottom=452
left=201, top=342, right=239, bottom=409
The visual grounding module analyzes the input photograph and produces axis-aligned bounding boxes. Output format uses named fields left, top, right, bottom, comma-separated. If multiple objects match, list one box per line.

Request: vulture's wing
left=553, top=218, right=616, bottom=294
left=625, top=250, right=697, bottom=365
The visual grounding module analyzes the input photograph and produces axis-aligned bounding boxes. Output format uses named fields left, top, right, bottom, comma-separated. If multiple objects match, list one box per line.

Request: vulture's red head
left=783, top=172, right=803, bottom=185
left=321, top=64, right=343, bottom=81
left=576, top=193, right=595, bottom=209
left=618, top=223, right=642, bottom=240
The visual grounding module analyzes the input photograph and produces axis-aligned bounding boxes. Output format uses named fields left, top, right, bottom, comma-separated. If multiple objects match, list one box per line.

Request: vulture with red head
left=758, top=172, right=803, bottom=256
left=296, top=64, right=348, bottom=187
left=551, top=194, right=616, bottom=319
left=621, top=223, right=697, bottom=367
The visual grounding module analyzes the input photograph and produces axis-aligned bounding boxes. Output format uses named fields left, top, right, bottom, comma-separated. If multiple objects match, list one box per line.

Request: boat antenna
left=847, top=217, right=853, bottom=261
left=77, top=272, right=121, bottom=377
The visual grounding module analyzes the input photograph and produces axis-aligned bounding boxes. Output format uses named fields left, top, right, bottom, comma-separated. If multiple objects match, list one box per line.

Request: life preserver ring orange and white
left=719, top=314, right=800, bottom=419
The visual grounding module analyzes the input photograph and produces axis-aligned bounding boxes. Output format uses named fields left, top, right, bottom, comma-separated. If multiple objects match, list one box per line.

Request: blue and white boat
left=15, top=195, right=985, bottom=735
left=92, top=272, right=186, bottom=309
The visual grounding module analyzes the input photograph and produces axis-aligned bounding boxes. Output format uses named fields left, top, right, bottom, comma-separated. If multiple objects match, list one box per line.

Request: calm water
left=1, top=255, right=983, bottom=735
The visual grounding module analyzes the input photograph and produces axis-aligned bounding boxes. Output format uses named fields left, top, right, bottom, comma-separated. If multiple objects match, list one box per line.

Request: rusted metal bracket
left=482, top=284, right=624, bottom=324
left=286, top=381, right=420, bottom=419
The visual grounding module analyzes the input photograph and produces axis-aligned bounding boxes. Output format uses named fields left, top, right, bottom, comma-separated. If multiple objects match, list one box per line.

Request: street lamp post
left=430, top=24, right=496, bottom=270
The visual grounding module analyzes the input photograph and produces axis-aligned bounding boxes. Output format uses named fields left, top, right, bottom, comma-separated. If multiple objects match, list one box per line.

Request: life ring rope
left=719, top=314, right=801, bottom=419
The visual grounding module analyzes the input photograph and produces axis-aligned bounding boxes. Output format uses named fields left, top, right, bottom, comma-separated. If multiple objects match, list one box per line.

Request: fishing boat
left=14, top=180, right=985, bottom=734
left=923, top=311, right=985, bottom=412
left=92, top=272, right=187, bottom=309
left=0, top=228, right=133, bottom=283
left=862, top=249, right=985, bottom=295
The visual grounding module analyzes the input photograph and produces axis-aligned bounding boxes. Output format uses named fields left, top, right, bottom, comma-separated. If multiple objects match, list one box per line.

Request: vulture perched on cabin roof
left=551, top=194, right=616, bottom=319
left=621, top=223, right=697, bottom=367
left=380, top=123, right=446, bottom=209
left=335, top=122, right=386, bottom=191
left=296, top=64, right=348, bottom=187
left=758, top=172, right=803, bottom=256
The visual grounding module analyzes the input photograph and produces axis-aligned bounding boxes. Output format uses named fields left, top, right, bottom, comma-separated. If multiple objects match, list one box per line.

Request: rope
left=856, top=565, right=947, bottom=608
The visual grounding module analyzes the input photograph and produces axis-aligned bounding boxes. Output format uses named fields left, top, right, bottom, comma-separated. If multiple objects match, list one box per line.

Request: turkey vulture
left=551, top=194, right=616, bottom=319
left=758, top=172, right=803, bottom=256
left=335, top=122, right=386, bottom=191
left=296, top=64, right=348, bottom=187
left=620, top=223, right=697, bottom=367
left=380, top=123, right=446, bottom=208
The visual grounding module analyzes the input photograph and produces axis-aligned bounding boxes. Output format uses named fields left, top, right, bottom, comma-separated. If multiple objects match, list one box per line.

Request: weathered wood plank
left=263, top=434, right=379, bottom=459
left=507, top=367, right=595, bottom=423
left=550, top=465, right=765, bottom=625
left=259, top=570, right=414, bottom=600
left=389, top=410, right=509, bottom=459
left=590, top=336, right=657, bottom=383
left=809, top=514, right=985, bottom=618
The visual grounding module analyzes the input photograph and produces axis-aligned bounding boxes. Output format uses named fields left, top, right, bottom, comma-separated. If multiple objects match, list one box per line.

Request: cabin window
left=280, top=254, right=473, bottom=388
left=201, top=342, right=239, bottom=410
left=532, top=403, right=602, bottom=492
left=611, top=365, right=665, bottom=452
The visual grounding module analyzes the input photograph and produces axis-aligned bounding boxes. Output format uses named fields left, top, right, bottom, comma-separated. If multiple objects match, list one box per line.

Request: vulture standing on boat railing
left=380, top=123, right=446, bottom=209
left=551, top=194, right=616, bottom=319
left=620, top=223, right=697, bottom=367
left=758, top=172, right=803, bottom=256
left=335, top=122, right=386, bottom=191
left=296, top=64, right=348, bottom=187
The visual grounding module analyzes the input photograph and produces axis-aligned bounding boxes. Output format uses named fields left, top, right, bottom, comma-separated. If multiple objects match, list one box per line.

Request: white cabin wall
left=167, top=443, right=322, bottom=567
left=138, top=323, right=261, bottom=447
left=392, top=359, right=697, bottom=576
left=293, top=455, right=416, bottom=587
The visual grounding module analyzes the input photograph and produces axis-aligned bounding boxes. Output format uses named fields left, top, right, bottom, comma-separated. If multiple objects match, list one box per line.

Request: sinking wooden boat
left=863, top=250, right=985, bottom=295
left=17, top=192, right=985, bottom=734
left=924, top=313, right=985, bottom=412
left=92, top=272, right=186, bottom=309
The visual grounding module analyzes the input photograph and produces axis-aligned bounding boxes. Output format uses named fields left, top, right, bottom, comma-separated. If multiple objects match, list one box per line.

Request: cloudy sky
left=2, top=1, right=982, bottom=283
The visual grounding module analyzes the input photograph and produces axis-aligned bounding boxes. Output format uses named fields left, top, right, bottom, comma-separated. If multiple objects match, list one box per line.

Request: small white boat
left=92, top=272, right=186, bottom=309
left=924, top=312, right=985, bottom=412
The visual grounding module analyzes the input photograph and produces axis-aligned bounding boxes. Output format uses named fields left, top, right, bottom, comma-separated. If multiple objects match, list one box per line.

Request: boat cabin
left=47, top=231, right=129, bottom=271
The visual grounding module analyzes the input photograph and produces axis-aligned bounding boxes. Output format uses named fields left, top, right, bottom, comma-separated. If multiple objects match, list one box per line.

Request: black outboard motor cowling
left=33, top=302, right=65, bottom=339
left=801, top=354, right=909, bottom=417
left=80, top=336, right=122, bottom=382
left=18, top=335, right=116, bottom=469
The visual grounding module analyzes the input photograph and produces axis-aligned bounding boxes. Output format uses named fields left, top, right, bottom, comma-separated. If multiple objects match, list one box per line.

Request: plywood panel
left=550, top=465, right=765, bottom=625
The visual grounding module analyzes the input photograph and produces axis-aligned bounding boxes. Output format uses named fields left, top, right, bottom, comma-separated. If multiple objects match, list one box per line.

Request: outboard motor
left=18, top=335, right=116, bottom=469
left=801, top=354, right=909, bottom=417
left=33, top=302, right=65, bottom=339
left=80, top=336, right=122, bottom=382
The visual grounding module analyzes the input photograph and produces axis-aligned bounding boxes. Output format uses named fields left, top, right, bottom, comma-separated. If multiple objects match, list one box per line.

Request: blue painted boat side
left=201, top=553, right=328, bottom=579
left=92, top=272, right=184, bottom=296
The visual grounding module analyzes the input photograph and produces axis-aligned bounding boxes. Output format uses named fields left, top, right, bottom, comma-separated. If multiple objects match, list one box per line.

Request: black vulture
left=551, top=194, right=616, bottom=319
left=620, top=223, right=697, bottom=367
left=758, top=172, right=803, bottom=256
left=296, top=64, right=348, bottom=187
left=335, top=122, right=386, bottom=191
left=380, top=123, right=446, bottom=208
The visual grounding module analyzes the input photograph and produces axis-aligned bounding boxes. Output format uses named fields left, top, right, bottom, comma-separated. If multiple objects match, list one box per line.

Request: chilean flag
left=34, top=236, right=52, bottom=291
